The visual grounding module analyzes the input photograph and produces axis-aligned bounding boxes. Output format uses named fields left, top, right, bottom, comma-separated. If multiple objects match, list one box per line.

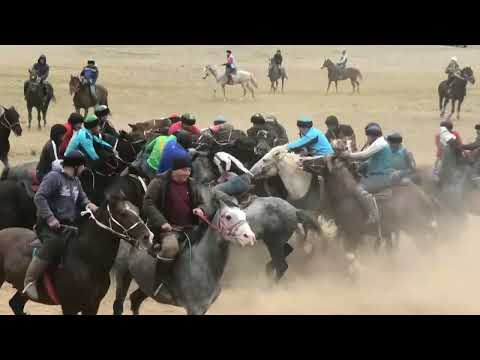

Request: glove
left=161, top=223, right=173, bottom=232
left=86, top=203, right=99, bottom=212
left=47, top=216, right=61, bottom=230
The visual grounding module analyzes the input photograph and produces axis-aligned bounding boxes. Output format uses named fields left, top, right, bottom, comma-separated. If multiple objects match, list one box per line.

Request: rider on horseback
left=287, top=116, right=334, bottom=156
left=247, top=113, right=289, bottom=147
left=437, top=125, right=466, bottom=188
left=37, top=124, right=67, bottom=182
left=336, top=49, right=348, bottom=78
left=24, top=54, right=50, bottom=101
left=340, top=123, right=393, bottom=225
left=23, top=151, right=98, bottom=301
left=434, top=120, right=463, bottom=182
left=446, top=57, right=461, bottom=83
left=143, top=154, right=214, bottom=296
left=64, top=114, right=114, bottom=169
left=386, top=132, right=417, bottom=184
left=273, top=49, right=283, bottom=67
left=324, top=115, right=357, bottom=151
left=223, top=50, right=237, bottom=85
left=213, top=115, right=227, bottom=126
left=94, top=105, right=118, bottom=137
left=157, top=131, right=193, bottom=174
left=168, top=113, right=201, bottom=136
left=134, top=133, right=176, bottom=180
left=80, top=60, right=99, bottom=104
left=59, top=113, right=84, bottom=157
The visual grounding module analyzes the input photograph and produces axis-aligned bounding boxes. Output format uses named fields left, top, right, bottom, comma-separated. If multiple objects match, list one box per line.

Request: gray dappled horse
left=203, top=65, right=259, bottom=101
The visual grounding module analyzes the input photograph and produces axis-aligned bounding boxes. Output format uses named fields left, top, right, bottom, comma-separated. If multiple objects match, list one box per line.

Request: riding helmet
left=297, top=116, right=313, bottom=128
left=214, top=115, right=227, bottom=126
left=94, top=105, right=110, bottom=118
left=63, top=150, right=86, bottom=167
left=84, top=114, right=99, bottom=129
left=325, top=115, right=339, bottom=127
left=440, top=120, right=453, bottom=131
left=365, top=123, right=382, bottom=137
left=387, top=132, right=403, bottom=144
left=181, top=113, right=196, bottom=126
left=67, top=112, right=84, bottom=126
left=251, top=113, right=265, bottom=124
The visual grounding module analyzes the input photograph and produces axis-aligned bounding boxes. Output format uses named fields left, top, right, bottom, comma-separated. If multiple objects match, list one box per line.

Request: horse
left=25, top=69, right=56, bottom=129
left=69, top=75, right=108, bottom=116
left=268, top=58, right=287, bottom=94
left=127, top=118, right=172, bottom=135
left=321, top=58, right=363, bottom=94
left=202, top=65, right=258, bottom=101
left=0, top=192, right=153, bottom=315
left=190, top=152, right=322, bottom=277
left=0, top=106, right=22, bottom=169
left=300, top=145, right=440, bottom=257
left=438, top=67, right=475, bottom=121
left=112, top=190, right=256, bottom=315
left=0, top=180, right=36, bottom=231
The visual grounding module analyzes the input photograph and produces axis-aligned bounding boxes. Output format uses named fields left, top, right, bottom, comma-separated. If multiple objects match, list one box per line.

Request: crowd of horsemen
left=18, top=52, right=479, bottom=302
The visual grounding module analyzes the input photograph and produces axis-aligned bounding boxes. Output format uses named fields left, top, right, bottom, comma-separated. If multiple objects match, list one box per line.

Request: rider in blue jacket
left=287, top=116, right=334, bottom=156
left=80, top=59, right=99, bottom=104
left=65, top=114, right=113, bottom=163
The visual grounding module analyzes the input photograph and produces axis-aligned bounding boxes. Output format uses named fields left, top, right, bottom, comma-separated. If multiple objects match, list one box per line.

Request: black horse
left=25, top=69, right=55, bottom=129
left=0, top=106, right=22, bottom=169
left=438, top=66, right=475, bottom=121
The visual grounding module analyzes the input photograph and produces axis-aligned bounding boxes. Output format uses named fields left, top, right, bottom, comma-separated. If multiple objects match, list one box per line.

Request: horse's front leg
left=241, top=84, right=247, bottom=98
left=326, top=81, right=331, bottom=94
left=449, top=99, right=456, bottom=119
left=27, top=106, right=32, bottom=129
left=222, top=85, right=227, bottom=102
left=457, top=99, right=463, bottom=121
left=37, top=108, right=41, bottom=130
left=335, top=81, right=338, bottom=93
left=281, top=78, right=284, bottom=93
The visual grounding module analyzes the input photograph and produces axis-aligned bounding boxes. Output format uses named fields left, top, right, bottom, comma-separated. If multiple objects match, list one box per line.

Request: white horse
left=202, top=64, right=258, bottom=101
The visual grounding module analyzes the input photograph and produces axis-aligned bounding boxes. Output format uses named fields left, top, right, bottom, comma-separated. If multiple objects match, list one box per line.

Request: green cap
left=85, top=114, right=98, bottom=123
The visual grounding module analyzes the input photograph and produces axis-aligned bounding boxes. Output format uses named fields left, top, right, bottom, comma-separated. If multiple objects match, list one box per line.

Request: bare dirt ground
left=0, top=45, right=479, bottom=315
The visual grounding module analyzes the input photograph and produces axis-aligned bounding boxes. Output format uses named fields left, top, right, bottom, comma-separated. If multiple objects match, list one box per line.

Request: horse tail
left=296, top=210, right=321, bottom=236
left=250, top=74, right=259, bottom=88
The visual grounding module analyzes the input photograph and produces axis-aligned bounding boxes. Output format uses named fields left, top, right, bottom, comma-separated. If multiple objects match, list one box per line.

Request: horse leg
left=27, top=105, right=32, bottom=129
left=246, top=83, right=255, bottom=99
left=113, top=267, right=133, bottom=315
left=222, top=85, right=227, bottom=102
left=8, top=291, right=29, bottom=315
left=37, top=108, right=41, bottom=130
left=350, top=79, right=355, bottom=94
left=130, top=287, right=149, bottom=315
left=356, top=80, right=360, bottom=94
left=335, top=81, right=338, bottom=93
left=457, top=99, right=462, bottom=121
left=241, top=84, right=247, bottom=98
left=264, top=235, right=289, bottom=282
left=281, top=77, right=284, bottom=93
left=42, top=108, right=47, bottom=127
left=449, top=99, right=455, bottom=119
left=81, top=302, right=101, bottom=315
left=439, top=94, right=444, bottom=113
left=326, top=81, right=331, bottom=94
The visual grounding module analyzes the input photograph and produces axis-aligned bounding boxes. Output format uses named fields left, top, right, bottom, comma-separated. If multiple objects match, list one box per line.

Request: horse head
left=203, top=65, right=214, bottom=79
left=462, top=67, right=475, bottom=84
left=210, top=190, right=256, bottom=247
left=99, top=191, right=154, bottom=248
left=254, top=129, right=273, bottom=157
left=250, top=145, right=289, bottom=179
left=28, top=68, right=38, bottom=82
left=69, top=75, right=82, bottom=95
left=321, top=58, right=334, bottom=70
left=2, top=106, right=23, bottom=136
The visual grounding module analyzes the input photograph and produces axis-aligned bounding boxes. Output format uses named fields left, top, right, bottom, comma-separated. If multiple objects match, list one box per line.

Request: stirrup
left=22, top=281, right=36, bottom=294
left=153, top=283, right=164, bottom=297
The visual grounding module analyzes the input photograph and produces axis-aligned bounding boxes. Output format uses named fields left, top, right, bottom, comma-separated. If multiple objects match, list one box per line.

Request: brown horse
left=438, top=66, right=475, bottom=121
left=0, top=192, right=152, bottom=315
left=321, top=58, right=363, bottom=94
left=69, top=75, right=108, bottom=116
left=25, top=69, right=56, bottom=130
left=300, top=152, right=439, bottom=257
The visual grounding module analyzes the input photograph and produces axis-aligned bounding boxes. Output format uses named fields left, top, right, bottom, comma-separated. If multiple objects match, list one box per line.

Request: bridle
left=196, top=208, right=248, bottom=240
left=0, top=108, right=20, bottom=133
left=82, top=204, right=150, bottom=247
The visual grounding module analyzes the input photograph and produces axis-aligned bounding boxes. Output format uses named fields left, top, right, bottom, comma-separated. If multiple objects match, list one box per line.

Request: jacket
left=142, top=171, right=214, bottom=230
left=287, top=127, right=334, bottom=156
left=34, top=168, right=90, bottom=223
left=349, top=136, right=393, bottom=176
left=168, top=121, right=201, bottom=136
left=390, top=146, right=416, bottom=177
left=325, top=124, right=355, bottom=142
left=59, top=122, right=74, bottom=157
left=246, top=121, right=289, bottom=146
left=65, top=127, right=112, bottom=161
left=81, top=65, right=99, bottom=83
left=145, top=135, right=176, bottom=171
left=33, top=55, right=49, bottom=81
left=36, top=140, right=61, bottom=182
left=436, top=130, right=463, bottom=159
left=273, top=53, right=283, bottom=65
left=157, top=140, right=189, bottom=173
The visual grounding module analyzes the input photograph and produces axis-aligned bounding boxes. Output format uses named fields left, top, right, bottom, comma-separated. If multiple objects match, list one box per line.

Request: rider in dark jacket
left=324, top=115, right=357, bottom=151
left=273, top=50, right=283, bottom=66
left=23, top=151, right=98, bottom=301
left=24, top=54, right=50, bottom=99
left=36, top=124, right=67, bottom=182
